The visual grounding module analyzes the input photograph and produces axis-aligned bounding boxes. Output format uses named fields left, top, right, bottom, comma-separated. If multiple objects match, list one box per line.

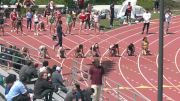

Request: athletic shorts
left=34, top=22, right=39, bottom=25
left=0, top=19, right=4, bottom=25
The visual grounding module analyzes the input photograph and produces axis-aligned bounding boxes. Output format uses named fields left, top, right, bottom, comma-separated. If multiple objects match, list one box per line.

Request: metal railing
left=0, top=43, right=42, bottom=64
left=70, top=59, right=149, bottom=101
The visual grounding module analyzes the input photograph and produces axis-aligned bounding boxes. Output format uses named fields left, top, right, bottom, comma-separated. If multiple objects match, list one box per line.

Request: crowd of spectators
left=2, top=59, right=103, bottom=101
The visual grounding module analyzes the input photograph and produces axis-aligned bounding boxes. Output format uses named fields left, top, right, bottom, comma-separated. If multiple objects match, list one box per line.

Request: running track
left=1, top=15, right=180, bottom=101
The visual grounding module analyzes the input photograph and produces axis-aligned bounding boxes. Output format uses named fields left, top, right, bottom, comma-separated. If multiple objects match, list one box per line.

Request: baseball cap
left=56, top=66, right=62, bottom=71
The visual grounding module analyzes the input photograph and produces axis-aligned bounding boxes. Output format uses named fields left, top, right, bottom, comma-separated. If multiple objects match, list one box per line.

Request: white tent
left=92, top=0, right=145, bottom=19
left=117, top=0, right=137, bottom=19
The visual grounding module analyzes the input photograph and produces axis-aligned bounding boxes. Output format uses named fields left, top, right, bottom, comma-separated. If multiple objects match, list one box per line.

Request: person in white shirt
left=34, top=11, right=39, bottom=35
left=142, top=10, right=151, bottom=34
left=93, top=12, right=100, bottom=33
left=164, top=7, right=172, bottom=34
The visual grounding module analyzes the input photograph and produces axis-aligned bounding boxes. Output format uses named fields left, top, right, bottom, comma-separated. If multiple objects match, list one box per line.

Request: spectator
left=52, top=66, right=68, bottom=93
left=127, top=43, right=135, bottom=56
left=74, top=83, right=84, bottom=101
left=142, top=10, right=151, bottom=34
left=40, top=60, right=52, bottom=81
left=125, top=2, right=132, bottom=24
left=82, top=87, right=94, bottom=101
left=6, top=75, right=30, bottom=101
left=89, top=59, right=104, bottom=101
left=39, top=60, right=49, bottom=73
left=164, top=7, right=172, bottom=34
left=26, top=9, right=33, bottom=31
left=64, top=85, right=76, bottom=101
left=109, top=44, right=120, bottom=57
left=64, top=83, right=84, bottom=101
left=19, top=60, right=32, bottom=78
left=19, top=61, right=38, bottom=83
left=5, top=74, right=17, bottom=95
left=153, top=0, right=159, bottom=13
left=34, top=72, right=54, bottom=101
left=110, top=2, right=115, bottom=28
left=51, top=65, right=57, bottom=73
left=90, top=43, right=101, bottom=57
left=75, top=44, right=84, bottom=58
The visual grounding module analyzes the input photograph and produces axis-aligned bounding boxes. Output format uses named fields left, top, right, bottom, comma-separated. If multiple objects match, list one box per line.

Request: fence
left=70, top=59, right=149, bottom=101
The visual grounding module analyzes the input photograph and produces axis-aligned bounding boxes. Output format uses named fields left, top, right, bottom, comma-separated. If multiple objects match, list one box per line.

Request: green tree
left=64, top=0, right=75, bottom=8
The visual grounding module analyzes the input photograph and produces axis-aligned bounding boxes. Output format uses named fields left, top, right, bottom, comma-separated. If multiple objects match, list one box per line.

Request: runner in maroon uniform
left=10, top=9, right=17, bottom=32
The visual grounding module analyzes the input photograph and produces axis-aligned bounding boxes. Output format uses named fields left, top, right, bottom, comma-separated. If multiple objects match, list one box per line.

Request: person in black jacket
left=53, top=20, right=66, bottom=51
left=34, top=72, right=54, bottom=101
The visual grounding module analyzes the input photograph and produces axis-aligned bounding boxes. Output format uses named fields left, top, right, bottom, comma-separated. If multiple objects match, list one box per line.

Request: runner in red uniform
left=78, top=9, right=87, bottom=33
left=10, top=9, right=17, bottom=32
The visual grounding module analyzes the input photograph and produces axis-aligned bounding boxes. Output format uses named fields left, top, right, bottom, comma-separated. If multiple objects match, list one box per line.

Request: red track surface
left=1, top=15, right=180, bottom=101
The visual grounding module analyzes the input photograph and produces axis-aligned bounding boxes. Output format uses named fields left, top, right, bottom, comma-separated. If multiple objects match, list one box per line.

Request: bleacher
left=0, top=44, right=67, bottom=101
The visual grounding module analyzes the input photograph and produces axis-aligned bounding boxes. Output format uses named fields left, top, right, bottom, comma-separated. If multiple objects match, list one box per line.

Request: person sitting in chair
left=90, top=43, right=100, bottom=57
left=38, top=45, right=50, bottom=59
left=109, top=44, right=120, bottom=57
left=57, top=46, right=66, bottom=58
left=127, top=43, right=135, bottom=56
left=75, top=44, right=84, bottom=58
